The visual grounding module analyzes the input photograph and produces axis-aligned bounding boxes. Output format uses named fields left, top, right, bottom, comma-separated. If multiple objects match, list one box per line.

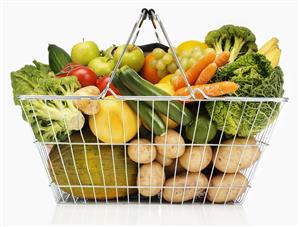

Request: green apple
left=113, top=44, right=145, bottom=72
left=71, top=40, right=100, bottom=65
left=88, top=57, right=115, bottom=76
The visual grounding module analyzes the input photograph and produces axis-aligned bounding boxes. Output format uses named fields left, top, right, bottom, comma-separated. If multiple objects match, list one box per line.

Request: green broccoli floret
left=206, top=53, right=284, bottom=137
left=205, top=25, right=257, bottom=62
left=11, top=61, right=85, bottom=142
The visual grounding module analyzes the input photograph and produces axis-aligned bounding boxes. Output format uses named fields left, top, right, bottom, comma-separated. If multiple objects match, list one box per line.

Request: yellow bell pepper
left=89, top=96, right=139, bottom=143
left=154, top=83, right=175, bottom=96
left=158, top=74, right=174, bottom=85
left=177, top=40, right=208, bottom=54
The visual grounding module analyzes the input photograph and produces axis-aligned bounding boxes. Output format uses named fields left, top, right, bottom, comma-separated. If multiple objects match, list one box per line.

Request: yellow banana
left=265, top=47, right=281, bottom=68
left=258, top=37, right=279, bottom=55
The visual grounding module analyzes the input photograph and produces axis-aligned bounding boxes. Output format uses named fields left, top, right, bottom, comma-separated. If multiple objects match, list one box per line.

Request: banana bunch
left=258, top=37, right=281, bottom=68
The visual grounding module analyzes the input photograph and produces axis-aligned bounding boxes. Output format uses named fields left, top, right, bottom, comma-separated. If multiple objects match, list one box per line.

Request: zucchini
left=112, top=74, right=166, bottom=136
left=48, top=44, right=72, bottom=73
left=119, top=66, right=194, bottom=126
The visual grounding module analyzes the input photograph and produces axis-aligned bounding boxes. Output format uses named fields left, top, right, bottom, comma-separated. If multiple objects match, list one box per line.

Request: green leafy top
left=214, top=52, right=284, bottom=98
left=11, top=61, right=84, bottom=142
left=206, top=53, right=284, bottom=137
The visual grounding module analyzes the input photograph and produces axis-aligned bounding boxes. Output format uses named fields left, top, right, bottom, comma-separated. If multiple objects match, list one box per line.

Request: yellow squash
left=89, top=96, right=140, bottom=143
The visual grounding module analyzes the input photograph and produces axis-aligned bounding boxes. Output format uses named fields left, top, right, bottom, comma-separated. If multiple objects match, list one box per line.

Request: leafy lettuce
left=205, top=53, right=284, bottom=137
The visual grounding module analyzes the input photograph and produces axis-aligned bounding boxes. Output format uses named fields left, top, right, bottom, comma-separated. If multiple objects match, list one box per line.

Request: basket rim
left=17, top=94, right=289, bottom=103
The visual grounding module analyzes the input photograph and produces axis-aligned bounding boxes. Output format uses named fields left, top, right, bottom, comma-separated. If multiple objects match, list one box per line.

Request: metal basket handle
left=100, top=8, right=209, bottom=99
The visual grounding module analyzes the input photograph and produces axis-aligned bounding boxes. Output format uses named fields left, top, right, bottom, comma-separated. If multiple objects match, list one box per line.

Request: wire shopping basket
left=17, top=9, right=288, bottom=204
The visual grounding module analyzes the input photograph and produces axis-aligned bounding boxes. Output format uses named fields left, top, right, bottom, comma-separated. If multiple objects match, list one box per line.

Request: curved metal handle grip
left=100, top=8, right=210, bottom=99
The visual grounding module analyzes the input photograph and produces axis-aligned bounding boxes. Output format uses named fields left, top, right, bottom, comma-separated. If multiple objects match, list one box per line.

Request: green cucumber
left=112, top=75, right=166, bottom=136
left=119, top=66, right=194, bottom=126
left=48, top=44, right=72, bottom=73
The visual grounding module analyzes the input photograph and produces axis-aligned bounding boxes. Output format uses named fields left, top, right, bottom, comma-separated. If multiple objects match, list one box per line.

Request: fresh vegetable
left=194, top=51, right=230, bottom=85
left=185, top=115, right=218, bottom=143
left=71, top=40, right=100, bottom=65
left=171, top=50, right=216, bottom=90
left=159, top=114, right=178, bottom=129
left=195, top=62, right=217, bottom=85
left=205, top=25, right=257, bottom=62
left=112, top=74, right=166, bottom=136
left=207, top=172, right=248, bottom=203
left=206, top=52, right=284, bottom=137
left=258, top=37, right=281, bottom=68
left=162, top=172, right=208, bottom=203
left=179, top=146, right=212, bottom=172
left=113, top=44, right=145, bottom=72
left=137, top=161, right=165, bottom=197
left=158, top=74, right=174, bottom=84
left=62, top=62, right=81, bottom=70
left=154, top=83, right=178, bottom=129
left=11, top=61, right=85, bottom=142
left=96, top=76, right=120, bottom=96
left=88, top=56, right=116, bottom=76
left=89, top=96, right=140, bottom=143
left=155, top=153, right=173, bottom=166
left=173, top=47, right=210, bottom=77
left=213, top=137, right=261, bottom=173
left=128, top=138, right=157, bottom=164
left=154, top=83, right=175, bottom=96
left=176, top=40, right=208, bottom=54
left=141, top=53, right=160, bottom=83
left=155, top=129, right=185, bottom=159
left=175, top=81, right=239, bottom=98
left=48, top=44, right=72, bottom=73
left=67, top=66, right=97, bottom=87
left=73, top=86, right=101, bottom=115
left=214, top=51, right=230, bottom=67
left=119, top=66, right=194, bottom=126
left=55, top=63, right=81, bottom=78
left=49, top=129, right=138, bottom=199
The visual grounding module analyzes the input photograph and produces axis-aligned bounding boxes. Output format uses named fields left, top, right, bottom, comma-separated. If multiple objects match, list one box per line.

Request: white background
left=1, top=0, right=298, bottom=226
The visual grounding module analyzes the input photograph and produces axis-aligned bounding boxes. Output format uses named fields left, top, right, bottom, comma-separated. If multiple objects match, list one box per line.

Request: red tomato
left=96, top=76, right=120, bottom=96
left=68, top=66, right=97, bottom=87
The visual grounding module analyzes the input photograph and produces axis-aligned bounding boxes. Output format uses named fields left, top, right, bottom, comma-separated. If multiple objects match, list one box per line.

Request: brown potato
left=155, top=129, right=185, bottom=159
left=128, top=139, right=156, bottom=164
left=73, top=86, right=100, bottom=115
left=163, top=172, right=208, bottom=203
left=207, top=172, right=249, bottom=203
left=179, top=146, right=212, bottom=172
left=155, top=153, right=173, bottom=167
left=137, top=161, right=165, bottom=197
left=213, top=137, right=261, bottom=173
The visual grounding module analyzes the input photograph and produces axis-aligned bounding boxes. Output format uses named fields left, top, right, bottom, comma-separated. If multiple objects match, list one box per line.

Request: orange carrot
left=175, top=82, right=239, bottom=99
left=215, top=51, right=230, bottom=67
left=171, top=50, right=216, bottom=90
left=195, top=62, right=218, bottom=85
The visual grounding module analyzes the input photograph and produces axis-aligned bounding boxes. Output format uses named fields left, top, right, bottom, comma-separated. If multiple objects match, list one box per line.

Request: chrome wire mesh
left=18, top=95, right=286, bottom=204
